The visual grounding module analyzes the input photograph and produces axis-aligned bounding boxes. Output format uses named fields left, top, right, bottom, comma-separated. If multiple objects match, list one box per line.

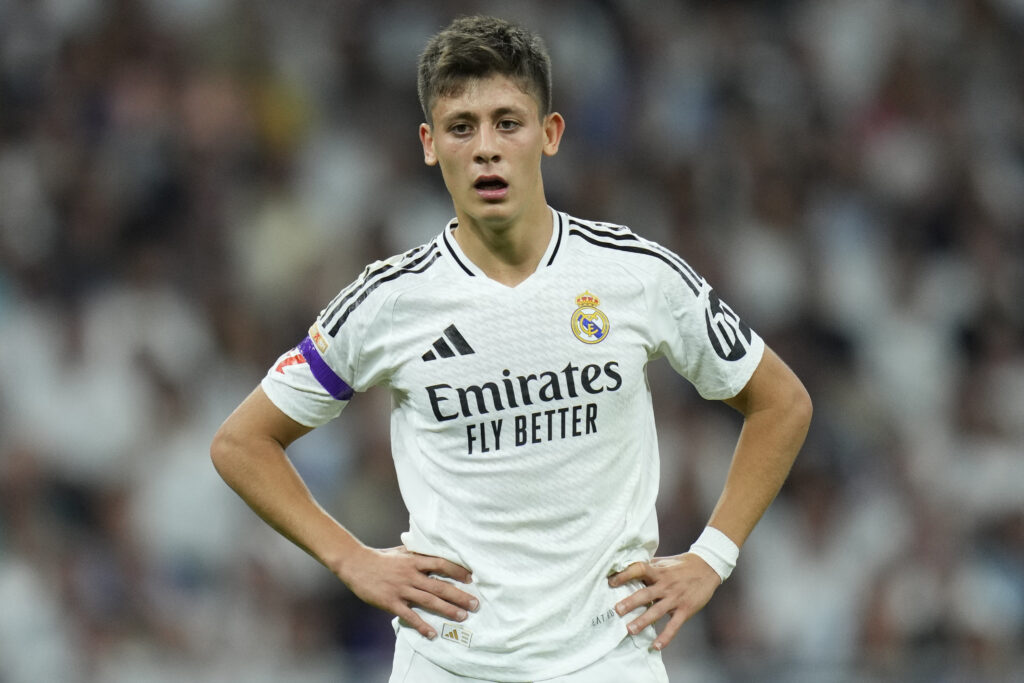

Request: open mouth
left=474, top=176, right=508, bottom=195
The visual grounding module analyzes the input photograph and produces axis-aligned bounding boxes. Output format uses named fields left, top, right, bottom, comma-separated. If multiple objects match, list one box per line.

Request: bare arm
left=609, top=346, right=812, bottom=649
left=710, top=345, right=813, bottom=545
left=210, top=386, right=478, bottom=639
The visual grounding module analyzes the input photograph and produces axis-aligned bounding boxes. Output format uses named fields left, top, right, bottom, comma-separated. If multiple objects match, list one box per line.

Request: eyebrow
left=440, top=105, right=530, bottom=126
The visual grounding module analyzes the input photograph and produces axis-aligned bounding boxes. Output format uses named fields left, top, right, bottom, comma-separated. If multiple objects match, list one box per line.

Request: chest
left=395, top=271, right=649, bottom=380
left=386, top=273, right=652, bottom=449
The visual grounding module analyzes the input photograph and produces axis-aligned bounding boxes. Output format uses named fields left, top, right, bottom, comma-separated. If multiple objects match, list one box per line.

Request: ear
left=419, top=123, right=438, bottom=166
left=542, top=112, right=565, bottom=157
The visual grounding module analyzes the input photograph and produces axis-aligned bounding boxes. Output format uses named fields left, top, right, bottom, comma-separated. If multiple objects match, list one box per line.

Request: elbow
left=210, top=420, right=244, bottom=482
left=796, top=380, right=813, bottom=422
left=789, top=380, right=813, bottom=440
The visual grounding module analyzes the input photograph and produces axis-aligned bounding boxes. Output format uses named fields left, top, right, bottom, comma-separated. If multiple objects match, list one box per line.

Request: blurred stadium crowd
left=1, top=0, right=1022, bottom=681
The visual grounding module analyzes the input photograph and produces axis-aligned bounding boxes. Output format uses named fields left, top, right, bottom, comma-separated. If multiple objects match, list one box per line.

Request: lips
left=474, top=175, right=509, bottom=200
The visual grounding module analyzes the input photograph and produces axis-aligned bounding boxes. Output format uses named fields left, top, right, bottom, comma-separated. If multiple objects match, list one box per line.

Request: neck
left=452, top=204, right=553, bottom=287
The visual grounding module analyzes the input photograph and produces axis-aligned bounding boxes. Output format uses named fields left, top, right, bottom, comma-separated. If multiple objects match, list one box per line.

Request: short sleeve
left=647, top=254, right=764, bottom=400
left=261, top=341, right=349, bottom=428
left=260, top=260, right=397, bottom=427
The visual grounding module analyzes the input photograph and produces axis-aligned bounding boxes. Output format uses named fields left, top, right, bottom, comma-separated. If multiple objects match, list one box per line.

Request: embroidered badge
left=571, top=291, right=610, bottom=344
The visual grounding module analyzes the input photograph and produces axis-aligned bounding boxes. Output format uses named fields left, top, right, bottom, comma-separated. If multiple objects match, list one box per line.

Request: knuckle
left=431, top=578, right=456, bottom=598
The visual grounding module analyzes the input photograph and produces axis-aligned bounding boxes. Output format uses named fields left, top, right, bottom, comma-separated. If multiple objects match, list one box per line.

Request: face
left=419, top=74, right=564, bottom=230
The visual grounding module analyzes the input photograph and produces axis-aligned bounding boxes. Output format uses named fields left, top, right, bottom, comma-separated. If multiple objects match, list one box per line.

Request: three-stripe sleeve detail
left=321, top=243, right=427, bottom=324
left=567, top=219, right=702, bottom=296
left=323, top=243, right=442, bottom=336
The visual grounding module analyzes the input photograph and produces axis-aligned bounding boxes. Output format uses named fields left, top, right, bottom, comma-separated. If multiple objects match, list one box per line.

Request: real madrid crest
left=571, top=291, right=610, bottom=344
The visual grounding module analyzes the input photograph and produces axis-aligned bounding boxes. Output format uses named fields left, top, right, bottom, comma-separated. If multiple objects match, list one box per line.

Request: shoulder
left=358, top=238, right=446, bottom=288
left=560, top=213, right=703, bottom=297
left=317, top=236, right=447, bottom=338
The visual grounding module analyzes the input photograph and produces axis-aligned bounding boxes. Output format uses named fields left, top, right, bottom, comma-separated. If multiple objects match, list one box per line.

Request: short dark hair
left=417, top=15, right=553, bottom=124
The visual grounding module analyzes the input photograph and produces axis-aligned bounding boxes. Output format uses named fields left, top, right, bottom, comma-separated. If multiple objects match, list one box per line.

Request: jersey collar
left=440, top=208, right=566, bottom=279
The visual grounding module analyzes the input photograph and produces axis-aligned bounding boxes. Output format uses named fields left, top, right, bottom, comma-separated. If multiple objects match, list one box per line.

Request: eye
left=497, top=119, right=520, bottom=131
left=449, top=123, right=473, bottom=136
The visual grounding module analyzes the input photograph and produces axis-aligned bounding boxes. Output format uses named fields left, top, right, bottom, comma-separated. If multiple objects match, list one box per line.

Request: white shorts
left=388, top=632, right=669, bottom=683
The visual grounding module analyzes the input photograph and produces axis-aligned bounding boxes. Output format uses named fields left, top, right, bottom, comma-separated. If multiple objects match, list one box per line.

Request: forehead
left=430, top=74, right=541, bottom=121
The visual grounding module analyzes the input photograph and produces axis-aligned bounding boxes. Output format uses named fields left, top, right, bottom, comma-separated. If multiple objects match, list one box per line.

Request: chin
left=469, top=202, right=516, bottom=224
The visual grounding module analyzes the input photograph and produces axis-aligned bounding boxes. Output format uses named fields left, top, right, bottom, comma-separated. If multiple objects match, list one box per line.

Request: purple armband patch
left=298, top=336, right=354, bottom=401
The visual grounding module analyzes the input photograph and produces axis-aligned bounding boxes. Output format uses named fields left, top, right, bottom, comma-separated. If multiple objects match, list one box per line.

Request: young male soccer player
left=211, top=15, right=812, bottom=683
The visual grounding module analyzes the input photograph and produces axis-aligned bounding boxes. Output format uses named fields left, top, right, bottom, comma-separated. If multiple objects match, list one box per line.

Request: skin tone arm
left=608, top=345, right=812, bottom=650
left=210, top=386, right=479, bottom=640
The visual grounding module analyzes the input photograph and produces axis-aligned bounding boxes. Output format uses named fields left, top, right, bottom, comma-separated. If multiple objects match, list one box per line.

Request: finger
left=417, top=555, right=474, bottom=584
left=622, top=589, right=679, bottom=638
left=626, top=596, right=675, bottom=635
left=608, top=562, right=648, bottom=587
left=614, top=585, right=654, bottom=617
left=652, top=611, right=688, bottom=651
left=419, top=576, right=480, bottom=613
left=395, top=605, right=438, bottom=640
left=406, top=587, right=470, bottom=622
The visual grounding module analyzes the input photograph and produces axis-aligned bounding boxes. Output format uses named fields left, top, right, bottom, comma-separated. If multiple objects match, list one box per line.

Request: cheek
left=433, top=145, right=464, bottom=174
left=435, top=158, right=466, bottom=193
left=512, top=135, right=545, bottom=162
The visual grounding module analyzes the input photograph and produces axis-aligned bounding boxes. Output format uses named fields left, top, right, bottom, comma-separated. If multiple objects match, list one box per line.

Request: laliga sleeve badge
left=571, top=291, right=610, bottom=344
left=309, top=324, right=329, bottom=353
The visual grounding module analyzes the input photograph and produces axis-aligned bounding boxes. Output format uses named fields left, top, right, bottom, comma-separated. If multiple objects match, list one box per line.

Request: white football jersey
left=262, top=209, right=764, bottom=681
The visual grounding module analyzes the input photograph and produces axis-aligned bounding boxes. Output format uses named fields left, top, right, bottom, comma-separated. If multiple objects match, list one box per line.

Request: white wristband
left=688, top=526, right=739, bottom=583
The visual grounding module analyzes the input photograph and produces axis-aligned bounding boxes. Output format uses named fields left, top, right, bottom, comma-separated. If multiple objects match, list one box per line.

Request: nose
left=473, top=127, right=500, bottom=164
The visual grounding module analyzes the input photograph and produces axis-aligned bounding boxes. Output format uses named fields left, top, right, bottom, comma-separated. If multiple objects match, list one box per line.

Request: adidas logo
left=422, top=324, right=475, bottom=362
left=441, top=621, right=473, bottom=647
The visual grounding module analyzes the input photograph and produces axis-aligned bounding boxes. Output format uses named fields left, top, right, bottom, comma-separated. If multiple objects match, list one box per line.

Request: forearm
left=709, top=410, right=808, bottom=547
left=211, top=426, right=363, bottom=574
left=710, top=349, right=812, bottom=547
left=210, top=389, right=478, bottom=638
